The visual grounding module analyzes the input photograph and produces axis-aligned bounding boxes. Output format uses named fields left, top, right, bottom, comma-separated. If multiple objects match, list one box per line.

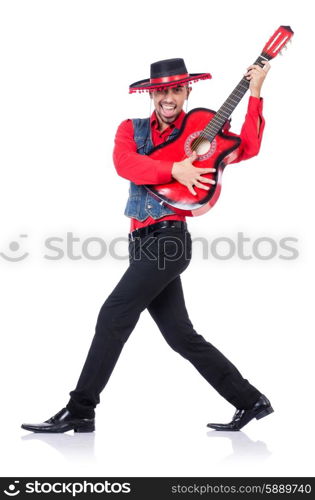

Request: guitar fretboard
left=201, top=56, right=268, bottom=142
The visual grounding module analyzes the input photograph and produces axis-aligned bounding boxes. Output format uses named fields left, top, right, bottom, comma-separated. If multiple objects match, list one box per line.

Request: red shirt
left=113, top=96, right=265, bottom=232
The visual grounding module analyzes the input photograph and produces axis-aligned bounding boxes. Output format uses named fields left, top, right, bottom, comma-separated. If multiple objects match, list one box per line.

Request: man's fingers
left=246, top=64, right=264, bottom=71
left=197, top=176, right=213, bottom=184
left=197, top=176, right=216, bottom=185
left=186, top=176, right=216, bottom=194
left=187, top=184, right=197, bottom=196
left=194, top=181, right=209, bottom=190
left=189, top=151, right=198, bottom=161
left=198, top=167, right=216, bottom=173
left=245, top=63, right=270, bottom=76
left=262, top=61, right=271, bottom=72
left=245, top=70, right=259, bottom=77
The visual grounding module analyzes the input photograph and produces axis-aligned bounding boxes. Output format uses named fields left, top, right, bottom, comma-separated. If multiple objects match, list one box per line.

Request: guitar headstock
left=261, top=26, right=294, bottom=60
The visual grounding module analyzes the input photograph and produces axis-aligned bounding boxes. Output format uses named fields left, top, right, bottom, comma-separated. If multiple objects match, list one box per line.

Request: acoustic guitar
left=144, top=26, right=294, bottom=216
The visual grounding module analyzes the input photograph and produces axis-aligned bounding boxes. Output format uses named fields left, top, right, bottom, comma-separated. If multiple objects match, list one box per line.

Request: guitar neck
left=202, top=55, right=268, bottom=142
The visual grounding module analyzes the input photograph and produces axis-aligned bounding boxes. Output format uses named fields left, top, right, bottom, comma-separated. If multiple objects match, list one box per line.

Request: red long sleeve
left=113, top=119, right=174, bottom=185
left=225, top=96, right=265, bottom=163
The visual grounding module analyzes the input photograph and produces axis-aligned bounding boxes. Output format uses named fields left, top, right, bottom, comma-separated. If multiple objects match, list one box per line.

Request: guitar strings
left=191, top=77, right=248, bottom=151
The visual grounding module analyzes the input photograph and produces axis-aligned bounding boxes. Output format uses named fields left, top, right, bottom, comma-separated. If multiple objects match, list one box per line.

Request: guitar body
left=145, top=108, right=241, bottom=216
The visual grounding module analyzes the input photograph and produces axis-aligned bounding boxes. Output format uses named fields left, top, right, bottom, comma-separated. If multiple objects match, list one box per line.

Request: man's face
left=150, top=85, right=190, bottom=128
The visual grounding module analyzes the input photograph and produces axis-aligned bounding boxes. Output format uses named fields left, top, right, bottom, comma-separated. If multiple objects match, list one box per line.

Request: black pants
left=66, top=226, right=261, bottom=419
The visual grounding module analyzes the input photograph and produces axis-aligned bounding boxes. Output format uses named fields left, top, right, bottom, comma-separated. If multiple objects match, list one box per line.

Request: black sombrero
left=129, top=58, right=211, bottom=94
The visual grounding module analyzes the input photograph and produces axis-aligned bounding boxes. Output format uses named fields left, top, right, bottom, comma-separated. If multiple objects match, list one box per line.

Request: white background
left=0, top=0, right=314, bottom=477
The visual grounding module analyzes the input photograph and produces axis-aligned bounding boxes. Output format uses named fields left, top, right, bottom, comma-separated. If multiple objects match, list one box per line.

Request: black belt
left=128, top=221, right=187, bottom=241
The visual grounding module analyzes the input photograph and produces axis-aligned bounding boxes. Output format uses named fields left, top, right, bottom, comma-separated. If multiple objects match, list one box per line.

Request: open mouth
left=160, top=103, right=176, bottom=118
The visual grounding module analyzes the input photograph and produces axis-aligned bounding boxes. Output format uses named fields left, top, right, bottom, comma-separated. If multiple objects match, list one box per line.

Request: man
left=21, top=58, right=273, bottom=433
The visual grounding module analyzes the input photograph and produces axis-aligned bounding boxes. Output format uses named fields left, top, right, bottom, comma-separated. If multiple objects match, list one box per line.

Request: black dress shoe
left=207, top=395, right=274, bottom=431
left=21, top=408, right=95, bottom=433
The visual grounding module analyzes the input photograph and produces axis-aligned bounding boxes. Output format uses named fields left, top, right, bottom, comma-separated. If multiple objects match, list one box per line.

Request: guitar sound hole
left=191, top=137, right=211, bottom=156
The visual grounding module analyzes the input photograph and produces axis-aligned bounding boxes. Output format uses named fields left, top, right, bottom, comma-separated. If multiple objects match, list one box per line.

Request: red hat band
left=150, top=73, right=189, bottom=84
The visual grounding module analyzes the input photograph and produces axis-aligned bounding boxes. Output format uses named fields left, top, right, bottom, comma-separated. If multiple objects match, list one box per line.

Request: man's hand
left=245, top=60, right=271, bottom=98
left=171, top=151, right=216, bottom=196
